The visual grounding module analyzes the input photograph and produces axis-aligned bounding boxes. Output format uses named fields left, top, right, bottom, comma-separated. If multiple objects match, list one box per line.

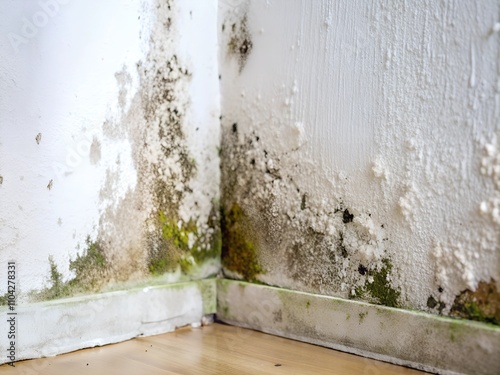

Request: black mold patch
left=427, top=295, right=438, bottom=309
left=358, top=264, right=367, bottom=276
left=343, top=209, right=354, bottom=224
left=338, top=232, right=348, bottom=258
left=301, top=193, right=307, bottom=210
left=426, top=294, right=446, bottom=314
left=227, top=14, right=253, bottom=72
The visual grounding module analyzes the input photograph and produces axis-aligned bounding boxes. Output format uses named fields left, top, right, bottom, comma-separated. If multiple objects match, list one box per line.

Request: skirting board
left=216, top=279, right=500, bottom=375
left=0, top=278, right=216, bottom=365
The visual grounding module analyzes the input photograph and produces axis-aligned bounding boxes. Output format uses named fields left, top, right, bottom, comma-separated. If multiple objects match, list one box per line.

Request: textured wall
left=0, top=0, right=220, bottom=303
left=219, top=0, right=500, bottom=324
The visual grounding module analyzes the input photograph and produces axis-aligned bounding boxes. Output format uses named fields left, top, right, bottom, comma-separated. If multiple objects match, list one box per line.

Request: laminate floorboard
left=0, top=323, right=429, bottom=374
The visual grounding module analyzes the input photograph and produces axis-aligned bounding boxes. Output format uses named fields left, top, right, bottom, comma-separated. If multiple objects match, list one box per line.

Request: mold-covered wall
left=219, top=0, right=500, bottom=325
left=0, top=0, right=220, bottom=303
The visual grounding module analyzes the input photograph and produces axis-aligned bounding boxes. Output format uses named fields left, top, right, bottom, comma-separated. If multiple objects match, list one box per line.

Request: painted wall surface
left=219, top=0, right=500, bottom=324
left=0, top=0, right=220, bottom=304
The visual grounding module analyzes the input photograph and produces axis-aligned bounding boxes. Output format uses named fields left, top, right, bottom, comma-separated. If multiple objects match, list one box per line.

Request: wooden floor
left=0, top=323, right=428, bottom=374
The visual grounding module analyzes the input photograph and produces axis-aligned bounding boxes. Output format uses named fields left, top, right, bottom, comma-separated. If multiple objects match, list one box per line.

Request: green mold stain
left=147, top=207, right=220, bottom=277
left=450, top=280, right=500, bottom=326
left=354, top=258, right=400, bottom=308
left=196, top=279, right=217, bottom=314
left=0, top=293, right=9, bottom=306
left=46, top=255, right=70, bottom=299
left=31, top=237, right=108, bottom=301
left=148, top=211, right=221, bottom=275
left=69, top=236, right=108, bottom=290
left=221, top=203, right=263, bottom=282
left=32, top=256, right=70, bottom=301
left=448, top=320, right=465, bottom=343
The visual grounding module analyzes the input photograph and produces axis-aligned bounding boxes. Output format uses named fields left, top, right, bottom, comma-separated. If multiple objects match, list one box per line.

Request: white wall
left=219, top=0, right=500, bottom=319
left=0, top=0, right=220, bottom=302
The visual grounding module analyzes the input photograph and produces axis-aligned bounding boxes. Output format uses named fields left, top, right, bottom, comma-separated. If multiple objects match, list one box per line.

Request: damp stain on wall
left=217, top=0, right=500, bottom=328
left=25, top=0, right=221, bottom=302
left=220, top=125, right=400, bottom=306
left=104, top=0, right=220, bottom=286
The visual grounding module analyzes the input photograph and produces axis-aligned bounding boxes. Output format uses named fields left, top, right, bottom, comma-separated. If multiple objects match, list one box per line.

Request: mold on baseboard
left=217, top=279, right=500, bottom=375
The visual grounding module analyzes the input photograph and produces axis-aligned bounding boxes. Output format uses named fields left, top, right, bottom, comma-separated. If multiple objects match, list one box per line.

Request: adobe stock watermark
left=8, top=0, right=71, bottom=54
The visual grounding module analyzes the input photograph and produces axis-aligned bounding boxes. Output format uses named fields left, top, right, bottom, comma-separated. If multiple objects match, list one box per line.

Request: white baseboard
left=216, top=279, right=500, bottom=375
left=1, top=278, right=216, bottom=364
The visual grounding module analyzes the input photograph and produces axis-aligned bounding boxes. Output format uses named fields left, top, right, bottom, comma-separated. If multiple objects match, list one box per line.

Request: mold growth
left=224, top=12, right=253, bottom=72
left=148, top=210, right=221, bottom=275
left=138, top=48, right=201, bottom=275
left=28, top=0, right=220, bottom=302
left=35, top=256, right=71, bottom=300
left=31, top=238, right=108, bottom=301
left=95, top=0, right=220, bottom=288
left=69, top=236, right=108, bottom=291
left=426, top=294, right=446, bottom=314
left=450, top=279, right=500, bottom=325
left=353, top=258, right=401, bottom=308
left=0, top=293, right=9, bottom=305
left=221, top=202, right=263, bottom=282
left=220, top=126, right=399, bottom=305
